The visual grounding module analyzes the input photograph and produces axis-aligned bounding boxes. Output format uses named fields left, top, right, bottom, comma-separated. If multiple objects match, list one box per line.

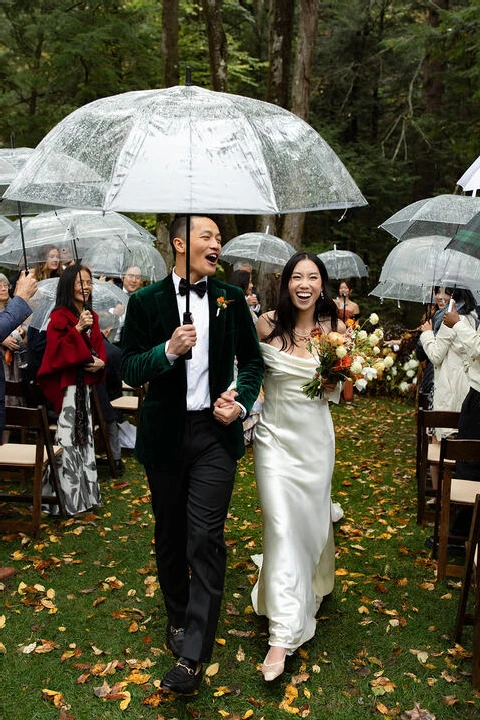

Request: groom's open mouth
left=205, top=253, right=219, bottom=267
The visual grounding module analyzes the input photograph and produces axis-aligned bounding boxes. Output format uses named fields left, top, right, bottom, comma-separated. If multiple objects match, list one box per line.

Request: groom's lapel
left=154, top=275, right=181, bottom=338
left=208, top=278, right=226, bottom=374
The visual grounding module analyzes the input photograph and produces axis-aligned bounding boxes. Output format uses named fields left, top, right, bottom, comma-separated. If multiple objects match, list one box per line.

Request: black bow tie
left=178, top=278, right=207, bottom=298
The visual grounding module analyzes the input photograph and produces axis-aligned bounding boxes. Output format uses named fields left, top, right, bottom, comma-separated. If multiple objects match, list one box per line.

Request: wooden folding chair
left=0, top=401, right=65, bottom=536
left=454, top=493, right=480, bottom=688
left=90, top=385, right=120, bottom=478
left=434, top=438, right=480, bottom=581
left=416, top=408, right=460, bottom=525
left=110, top=382, right=144, bottom=426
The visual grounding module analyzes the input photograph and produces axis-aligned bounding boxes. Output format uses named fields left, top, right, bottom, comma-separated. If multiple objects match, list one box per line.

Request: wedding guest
left=37, top=264, right=106, bottom=515
left=334, top=280, right=360, bottom=322
left=252, top=252, right=344, bottom=682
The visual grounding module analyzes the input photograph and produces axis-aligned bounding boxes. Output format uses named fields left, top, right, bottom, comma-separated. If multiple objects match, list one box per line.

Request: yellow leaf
left=236, top=645, right=245, bottom=662
left=205, top=662, right=219, bottom=677
left=119, top=691, right=131, bottom=710
left=218, top=712, right=229, bottom=718
left=0, top=615, right=5, bottom=629
left=358, top=605, right=370, bottom=614
left=417, top=651, right=429, bottom=664
left=128, top=620, right=139, bottom=633
left=243, top=711, right=254, bottom=718
left=215, top=637, right=226, bottom=645
left=0, top=642, right=6, bottom=654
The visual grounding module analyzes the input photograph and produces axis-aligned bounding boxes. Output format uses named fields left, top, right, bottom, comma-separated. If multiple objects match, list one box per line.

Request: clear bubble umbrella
left=457, top=155, right=480, bottom=196
left=369, top=236, right=480, bottom=304
left=0, top=146, right=58, bottom=215
left=379, top=194, right=480, bottom=242
left=317, top=245, right=368, bottom=279
left=4, top=85, right=367, bottom=215
left=0, top=208, right=155, bottom=267
left=220, top=232, right=296, bottom=273
left=0, top=215, right=15, bottom=240
left=28, top=277, right=129, bottom=331
left=82, top=236, right=167, bottom=282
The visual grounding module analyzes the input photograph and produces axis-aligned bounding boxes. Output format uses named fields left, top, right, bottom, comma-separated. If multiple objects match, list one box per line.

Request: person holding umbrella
left=37, top=264, right=106, bottom=516
left=121, top=214, right=264, bottom=695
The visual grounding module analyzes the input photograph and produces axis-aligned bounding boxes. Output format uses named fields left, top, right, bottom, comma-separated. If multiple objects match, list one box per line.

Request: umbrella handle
left=182, top=311, right=193, bottom=360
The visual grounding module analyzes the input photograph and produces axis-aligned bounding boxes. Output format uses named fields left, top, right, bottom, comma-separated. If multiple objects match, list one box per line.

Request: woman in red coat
left=37, top=264, right=106, bottom=515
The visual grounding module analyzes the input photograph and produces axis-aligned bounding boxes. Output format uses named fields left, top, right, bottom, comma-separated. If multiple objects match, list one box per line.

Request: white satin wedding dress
left=252, top=343, right=339, bottom=652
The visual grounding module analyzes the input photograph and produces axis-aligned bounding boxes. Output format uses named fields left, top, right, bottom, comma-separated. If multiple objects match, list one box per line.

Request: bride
left=252, top=252, right=345, bottom=681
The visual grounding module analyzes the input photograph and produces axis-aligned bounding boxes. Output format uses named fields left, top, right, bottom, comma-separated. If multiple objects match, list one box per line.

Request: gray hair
left=0, top=273, right=10, bottom=285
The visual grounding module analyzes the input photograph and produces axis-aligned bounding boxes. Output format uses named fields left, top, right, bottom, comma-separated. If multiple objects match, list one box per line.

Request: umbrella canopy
left=379, top=194, right=480, bottom=241
left=28, top=277, right=129, bottom=331
left=0, top=208, right=155, bottom=267
left=457, top=155, right=480, bottom=195
left=220, top=232, right=296, bottom=272
left=0, top=215, right=15, bottom=240
left=4, top=85, right=367, bottom=215
left=369, top=236, right=480, bottom=303
left=83, top=236, right=167, bottom=282
left=0, top=146, right=58, bottom=215
left=317, top=246, right=368, bottom=279
left=445, top=211, right=480, bottom=260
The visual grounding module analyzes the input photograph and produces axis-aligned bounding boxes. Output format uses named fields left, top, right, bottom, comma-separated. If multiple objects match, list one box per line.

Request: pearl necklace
left=293, top=328, right=312, bottom=339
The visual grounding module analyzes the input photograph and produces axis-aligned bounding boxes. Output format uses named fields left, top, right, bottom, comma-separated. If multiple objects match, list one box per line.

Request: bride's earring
left=261, top=647, right=287, bottom=682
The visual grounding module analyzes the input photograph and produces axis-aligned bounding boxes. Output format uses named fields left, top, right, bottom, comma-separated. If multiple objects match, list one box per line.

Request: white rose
left=406, top=369, right=416, bottom=378
left=383, top=355, right=394, bottom=368
left=407, top=358, right=419, bottom=370
left=374, top=328, right=384, bottom=339
left=372, top=345, right=381, bottom=355
left=368, top=334, right=380, bottom=346
left=354, top=377, right=368, bottom=392
left=357, top=330, right=368, bottom=341
left=336, top=345, right=347, bottom=359
left=362, top=366, right=378, bottom=381
left=399, top=381, right=409, bottom=393
left=351, top=360, right=363, bottom=374
left=369, top=313, right=379, bottom=325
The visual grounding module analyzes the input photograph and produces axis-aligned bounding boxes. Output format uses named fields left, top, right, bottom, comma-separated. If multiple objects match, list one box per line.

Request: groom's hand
left=167, top=324, right=197, bottom=356
left=213, top=390, right=242, bottom=425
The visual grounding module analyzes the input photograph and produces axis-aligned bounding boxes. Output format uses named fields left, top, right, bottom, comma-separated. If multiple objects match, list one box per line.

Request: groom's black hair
left=169, top=214, right=221, bottom=251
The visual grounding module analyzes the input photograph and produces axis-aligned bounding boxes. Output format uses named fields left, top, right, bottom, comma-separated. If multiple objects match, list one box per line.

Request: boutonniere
left=216, top=296, right=234, bottom=317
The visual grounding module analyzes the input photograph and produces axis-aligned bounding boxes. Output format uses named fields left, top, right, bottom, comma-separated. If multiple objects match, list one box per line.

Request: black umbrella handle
left=183, top=311, right=193, bottom=360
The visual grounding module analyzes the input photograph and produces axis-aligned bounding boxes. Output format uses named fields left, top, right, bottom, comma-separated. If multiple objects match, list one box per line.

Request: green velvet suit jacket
left=121, top=275, right=264, bottom=471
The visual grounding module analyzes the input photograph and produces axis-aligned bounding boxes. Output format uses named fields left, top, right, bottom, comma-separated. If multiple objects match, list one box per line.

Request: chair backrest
left=416, top=408, right=461, bottom=478
left=440, top=437, right=480, bottom=468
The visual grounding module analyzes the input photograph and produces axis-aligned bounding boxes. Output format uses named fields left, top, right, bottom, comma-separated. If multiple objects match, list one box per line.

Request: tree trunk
left=155, top=216, right=174, bottom=272
left=162, top=0, right=179, bottom=87
left=202, top=0, right=228, bottom=92
left=258, top=0, right=295, bottom=240
left=281, top=0, right=319, bottom=249
left=414, top=0, right=448, bottom=197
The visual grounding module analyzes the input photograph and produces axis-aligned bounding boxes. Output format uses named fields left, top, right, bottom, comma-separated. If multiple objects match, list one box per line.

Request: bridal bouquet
left=301, top=313, right=392, bottom=399
left=301, top=328, right=353, bottom=399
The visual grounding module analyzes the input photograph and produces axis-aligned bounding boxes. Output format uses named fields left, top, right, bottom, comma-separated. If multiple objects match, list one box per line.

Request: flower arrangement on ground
left=301, top=313, right=395, bottom=399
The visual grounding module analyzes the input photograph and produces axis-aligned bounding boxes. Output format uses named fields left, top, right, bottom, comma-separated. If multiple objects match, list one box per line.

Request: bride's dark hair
left=265, top=251, right=338, bottom=350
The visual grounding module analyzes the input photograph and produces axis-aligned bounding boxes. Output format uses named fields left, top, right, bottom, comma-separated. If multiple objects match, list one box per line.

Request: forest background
left=1, top=0, right=479, bottom=328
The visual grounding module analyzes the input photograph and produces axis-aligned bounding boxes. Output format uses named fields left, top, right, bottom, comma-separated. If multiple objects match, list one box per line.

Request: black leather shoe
left=166, top=625, right=185, bottom=658
left=114, top=459, right=124, bottom=476
left=161, top=656, right=203, bottom=694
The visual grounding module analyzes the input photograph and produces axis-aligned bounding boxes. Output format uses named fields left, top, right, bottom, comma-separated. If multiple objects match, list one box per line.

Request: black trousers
left=146, top=410, right=236, bottom=663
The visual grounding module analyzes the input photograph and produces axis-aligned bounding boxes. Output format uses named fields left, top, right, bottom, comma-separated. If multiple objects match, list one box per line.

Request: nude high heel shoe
left=261, top=647, right=287, bottom=681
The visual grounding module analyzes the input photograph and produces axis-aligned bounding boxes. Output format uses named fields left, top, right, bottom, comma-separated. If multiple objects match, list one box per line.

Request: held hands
left=76, top=309, right=94, bottom=333
left=168, top=324, right=197, bottom=356
left=213, top=389, right=242, bottom=426
left=84, top=356, right=105, bottom=373
left=443, top=301, right=460, bottom=328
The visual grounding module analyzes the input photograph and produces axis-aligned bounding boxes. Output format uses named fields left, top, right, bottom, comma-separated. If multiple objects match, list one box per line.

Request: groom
left=121, top=215, right=263, bottom=694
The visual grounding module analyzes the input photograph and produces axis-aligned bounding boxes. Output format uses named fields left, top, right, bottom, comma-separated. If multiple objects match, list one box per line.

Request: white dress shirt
left=167, top=270, right=211, bottom=411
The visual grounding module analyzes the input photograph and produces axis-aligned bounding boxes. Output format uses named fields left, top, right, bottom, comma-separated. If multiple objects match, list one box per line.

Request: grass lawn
left=1, top=395, right=479, bottom=720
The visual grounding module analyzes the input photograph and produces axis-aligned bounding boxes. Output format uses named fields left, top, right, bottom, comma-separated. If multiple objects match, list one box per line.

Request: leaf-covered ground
left=0, top=396, right=479, bottom=720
